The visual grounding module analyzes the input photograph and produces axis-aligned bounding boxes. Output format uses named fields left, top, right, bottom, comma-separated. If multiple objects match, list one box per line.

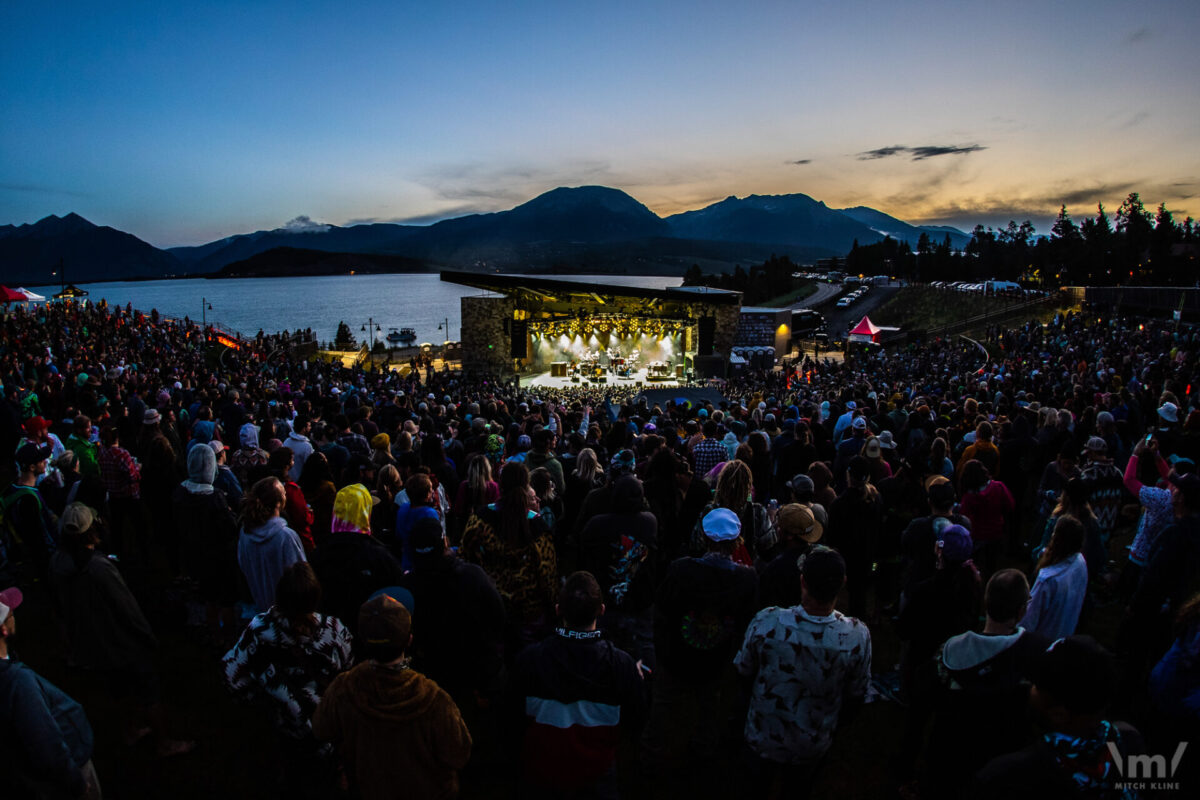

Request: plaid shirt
left=692, top=437, right=727, bottom=478
left=98, top=444, right=140, bottom=499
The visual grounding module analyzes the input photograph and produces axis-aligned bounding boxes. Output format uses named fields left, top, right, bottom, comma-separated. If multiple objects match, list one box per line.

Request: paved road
left=822, top=286, right=900, bottom=336
left=789, top=282, right=843, bottom=310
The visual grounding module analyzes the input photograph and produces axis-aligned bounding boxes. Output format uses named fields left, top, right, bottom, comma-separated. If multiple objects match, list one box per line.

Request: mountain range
left=0, top=187, right=970, bottom=284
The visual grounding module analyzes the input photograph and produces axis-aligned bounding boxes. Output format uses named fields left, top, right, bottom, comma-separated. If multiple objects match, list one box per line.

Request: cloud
left=908, top=145, right=986, bottom=160
left=1124, top=27, right=1151, bottom=44
left=858, top=144, right=986, bottom=161
left=273, top=215, right=331, bottom=234
left=0, top=182, right=91, bottom=199
left=858, top=145, right=908, bottom=160
left=789, top=159, right=812, bottom=165
left=1116, top=111, right=1150, bottom=130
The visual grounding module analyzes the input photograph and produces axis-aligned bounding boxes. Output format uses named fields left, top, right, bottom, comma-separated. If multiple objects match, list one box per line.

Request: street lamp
left=437, top=317, right=451, bottom=342
left=361, top=318, right=381, bottom=347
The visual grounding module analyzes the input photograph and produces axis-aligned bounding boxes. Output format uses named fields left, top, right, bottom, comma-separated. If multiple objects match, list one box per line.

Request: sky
left=2, top=0, right=1198, bottom=248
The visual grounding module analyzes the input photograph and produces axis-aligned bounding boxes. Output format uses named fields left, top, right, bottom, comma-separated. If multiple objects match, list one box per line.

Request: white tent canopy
left=15, top=287, right=45, bottom=302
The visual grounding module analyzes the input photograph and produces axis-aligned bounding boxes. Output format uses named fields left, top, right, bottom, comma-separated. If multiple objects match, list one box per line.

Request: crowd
left=0, top=297, right=1198, bottom=799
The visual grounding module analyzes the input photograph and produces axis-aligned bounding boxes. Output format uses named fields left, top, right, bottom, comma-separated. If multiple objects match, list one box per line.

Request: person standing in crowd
left=309, top=483, right=403, bottom=635
left=394, top=472, right=443, bottom=570
left=1079, top=436, right=1125, bottom=545
left=451, top=454, right=499, bottom=545
left=49, top=503, right=194, bottom=758
left=267, top=447, right=314, bottom=553
left=974, top=636, right=1144, bottom=799
left=1024, top=515, right=1089, bottom=640
left=283, top=415, right=314, bottom=481
left=828, top=455, right=882, bottom=620
left=97, top=425, right=142, bottom=561
left=1, top=443, right=59, bottom=584
left=400, top=516, right=506, bottom=703
left=642, top=508, right=758, bottom=785
left=736, top=546, right=870, bottom=799
left=462, top=461, right=557, bottom=651
left=173, top=444, right=240, bottom=647
left=223, top=562, right=352, bottom=799
left=690, top=420, right=726, bottom=479
left=957, top=459, right=1014, bottom=580
left=578, top=474, right=658, bottom=666
left=921, top=569, right=1049, bottom=799
left=313, top=593, right=472, bottom=800
left=238, top=477, right=307, bottom=614
left=513, top=571, right=644, bottom=798
left=756, top=504, right=824, bottom=610
left=65, top=416, right=99, bottom=480
left=230, top=421, right=270, bottom=488
left=0, top=587, right=103, bottom=799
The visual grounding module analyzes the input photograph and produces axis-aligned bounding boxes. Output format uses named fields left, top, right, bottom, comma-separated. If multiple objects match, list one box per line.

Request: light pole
left=437, top=317, right=451, bottom=342
left=201, top=298, right=213, bottom=348
left=361, top=318, right=380, bottom=348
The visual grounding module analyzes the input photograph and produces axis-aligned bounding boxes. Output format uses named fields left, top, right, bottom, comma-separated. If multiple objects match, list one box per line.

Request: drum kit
left=568, top=346, right=648, bottom=382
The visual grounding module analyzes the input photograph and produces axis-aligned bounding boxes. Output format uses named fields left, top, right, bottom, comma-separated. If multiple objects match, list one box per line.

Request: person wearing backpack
left=0, top=443, right=58, bottom=585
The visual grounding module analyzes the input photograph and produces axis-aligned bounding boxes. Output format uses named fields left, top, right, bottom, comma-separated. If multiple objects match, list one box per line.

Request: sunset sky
left=2, top=0, right=1197, bottom=247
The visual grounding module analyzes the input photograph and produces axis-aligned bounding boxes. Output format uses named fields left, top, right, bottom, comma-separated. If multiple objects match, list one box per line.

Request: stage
left=520, top=365, right=682, bottom=389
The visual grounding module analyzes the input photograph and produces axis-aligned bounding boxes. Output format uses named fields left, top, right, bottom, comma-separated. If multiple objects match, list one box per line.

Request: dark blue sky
left=2, top=1, right=1196, bottom=246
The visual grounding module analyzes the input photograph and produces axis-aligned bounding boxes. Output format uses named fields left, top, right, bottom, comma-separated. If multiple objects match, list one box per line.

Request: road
left=789, top=280, right=905, bottom=338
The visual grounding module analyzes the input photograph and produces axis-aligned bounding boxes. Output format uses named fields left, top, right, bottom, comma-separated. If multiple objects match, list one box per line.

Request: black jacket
left=400, top=553, right=506, bottom=695
left=309, top=532, right=404, bottom=633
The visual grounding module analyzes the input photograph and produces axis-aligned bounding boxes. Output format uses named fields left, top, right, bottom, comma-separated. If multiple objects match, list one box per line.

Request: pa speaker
left=510, top=319, right=528, bottom=358
left=698, top=316, right=715, bottom=356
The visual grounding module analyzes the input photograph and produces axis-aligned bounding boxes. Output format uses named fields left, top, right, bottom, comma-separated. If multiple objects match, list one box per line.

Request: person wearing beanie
left=313, top=594, right=472, bottom=800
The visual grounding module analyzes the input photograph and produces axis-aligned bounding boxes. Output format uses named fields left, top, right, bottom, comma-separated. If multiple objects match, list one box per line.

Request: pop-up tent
left=0, top=286, right=26, bottom=303
left=15, top=287, right=45, bottom=302
left=848, top=316, right=882, bottom=343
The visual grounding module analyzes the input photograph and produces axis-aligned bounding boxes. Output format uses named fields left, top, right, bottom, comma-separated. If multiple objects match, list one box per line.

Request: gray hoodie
left=238, top=515, right=306, bottom=612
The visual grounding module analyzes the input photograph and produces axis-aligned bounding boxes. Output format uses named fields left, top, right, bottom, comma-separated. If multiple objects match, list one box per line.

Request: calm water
left=27, top=273, right=681, bottom=344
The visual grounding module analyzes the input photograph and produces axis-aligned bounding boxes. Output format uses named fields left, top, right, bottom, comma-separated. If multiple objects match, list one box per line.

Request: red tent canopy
left=0, top=286, right=27, bottom=302
left=849, top=316, right=881, bottom=336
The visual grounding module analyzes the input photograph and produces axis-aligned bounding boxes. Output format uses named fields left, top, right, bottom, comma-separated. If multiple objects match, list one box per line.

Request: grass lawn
left=758, top=281, right=818, bottom=308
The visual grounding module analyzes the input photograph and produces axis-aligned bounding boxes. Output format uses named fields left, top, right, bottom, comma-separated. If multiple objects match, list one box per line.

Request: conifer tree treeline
left=843, top=192, right=1196, bottom=286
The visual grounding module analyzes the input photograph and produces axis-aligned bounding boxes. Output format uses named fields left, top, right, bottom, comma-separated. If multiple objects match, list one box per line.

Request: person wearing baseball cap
left=50, top=501, right=195, bottom=757
left=642, top=506, right=758, bottom=771
left=2, top=442, right=58, bottom=581
left=0, top=584, right=104, bottom=797
left=312, top=593, right=472, bottom=800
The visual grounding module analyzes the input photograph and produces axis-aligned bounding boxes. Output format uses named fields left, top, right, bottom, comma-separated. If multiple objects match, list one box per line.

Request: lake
left=27, top=273, right=681, bottom=345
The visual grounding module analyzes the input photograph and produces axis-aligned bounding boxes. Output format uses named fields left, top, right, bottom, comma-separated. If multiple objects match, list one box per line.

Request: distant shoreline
left=25, top=263, right=687, bottom=290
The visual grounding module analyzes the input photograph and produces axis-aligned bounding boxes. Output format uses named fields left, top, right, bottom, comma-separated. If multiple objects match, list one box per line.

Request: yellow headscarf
left=332, top=483, right=374, bottom=535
